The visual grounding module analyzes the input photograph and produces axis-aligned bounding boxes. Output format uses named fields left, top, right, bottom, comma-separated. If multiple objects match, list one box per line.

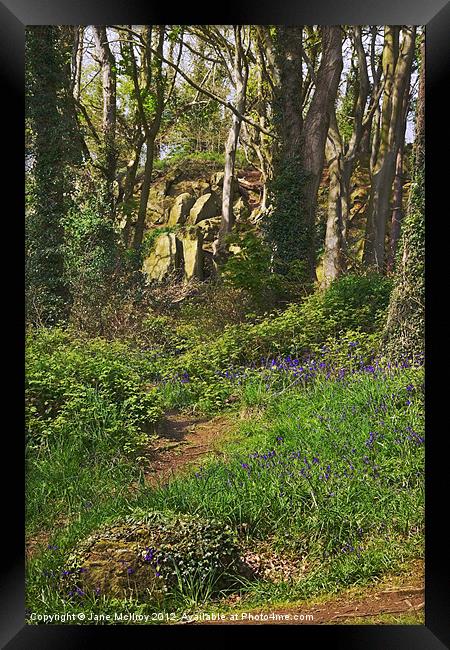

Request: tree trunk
left=263, top=26, right=342, bottom=282
left=382, top=35, right=424, bottom=363
left=323, top=112, right=345, bottom=286
left=323, top=26, right=375, bottom=285
left=363, top=26, right=415, bottom=271
left=301, top=26, right=343, bottom=279
left=132, top=26, right=165, bottom=252
left=133, top=134, right=156, bottom=250
left=121, top=133, right=145, bottom=247
left=387, top=145, right=404, bottom=272
left=26, top=26, right=81, bottom=324
left=214, top=27, right=248, bottom=264
left=92, top=26, right=117, bottom=216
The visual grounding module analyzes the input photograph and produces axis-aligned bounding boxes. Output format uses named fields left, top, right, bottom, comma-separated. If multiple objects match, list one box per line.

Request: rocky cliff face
left=137, top=164, right=260, bottom=283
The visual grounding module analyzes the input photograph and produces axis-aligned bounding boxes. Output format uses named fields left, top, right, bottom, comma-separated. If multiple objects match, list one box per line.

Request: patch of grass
left=141, top=366, right=424, bottom=544
left=338, top=611, right=424, bottom=625
left=26, top=318, right=424, bottom=620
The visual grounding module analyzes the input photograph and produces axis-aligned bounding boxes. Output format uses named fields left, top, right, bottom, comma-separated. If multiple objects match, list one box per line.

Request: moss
left=61, top=512, right=241, bottom=602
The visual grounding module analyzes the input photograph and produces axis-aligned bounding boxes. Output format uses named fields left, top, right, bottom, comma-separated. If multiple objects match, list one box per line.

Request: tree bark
left=387, top=144, right=404, bottom=272
left=323, top=111, right=345, bottom=285
left=322, top=26, right=377, bottom=286
left=363, top=26, right=415, bottom=271
left=132, top=26, right=165, bottom=252
left=382, top=35, right=424, bottom=363
left=301, top=26, right=343, bottom=279
left=92, top=26, right=117, bottom=216
left=214, top=26, right=249, bottom=264
left=261, top=26, right=342, bottom=281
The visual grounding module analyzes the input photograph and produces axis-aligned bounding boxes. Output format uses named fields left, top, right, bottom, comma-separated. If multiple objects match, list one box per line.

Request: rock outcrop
left=142, top=232, right=181, bottom=282
left=186, top=192, right=221, bottom=225
left=167, top=192, right=196, bottom=227
left=179, top=226, right=204, bottom=281
left=137, top=164, right=255, bottom=283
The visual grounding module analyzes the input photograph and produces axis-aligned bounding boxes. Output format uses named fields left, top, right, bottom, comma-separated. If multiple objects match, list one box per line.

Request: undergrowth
left=25, top=274, right=424, bottom=622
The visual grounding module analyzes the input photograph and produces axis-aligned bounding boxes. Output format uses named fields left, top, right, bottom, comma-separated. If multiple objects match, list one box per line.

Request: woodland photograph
left=25, top=24, right=425, bottom=625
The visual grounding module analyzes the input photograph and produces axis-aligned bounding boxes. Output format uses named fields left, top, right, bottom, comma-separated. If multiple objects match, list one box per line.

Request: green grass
left=26, top=361, right=424, bottom=622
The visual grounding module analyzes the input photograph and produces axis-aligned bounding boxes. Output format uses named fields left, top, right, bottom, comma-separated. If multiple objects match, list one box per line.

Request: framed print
left=1, top=0, right=449, bottom=646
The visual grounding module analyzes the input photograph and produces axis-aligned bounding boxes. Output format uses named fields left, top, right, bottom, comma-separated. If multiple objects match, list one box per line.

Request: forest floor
left=195, top=559, right=425, bottom=625
left=26, top=408, right=425, bottom=625
left=135, top=412, right=425, bottom=626
left=26, top=411, right=236, bottom=559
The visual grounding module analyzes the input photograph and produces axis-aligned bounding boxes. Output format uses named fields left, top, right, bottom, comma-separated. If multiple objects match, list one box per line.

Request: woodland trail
left=26, top=411, right=234, bottom=559
left=142, top=410, right=234, bottom=487
left=143, top=416, right=424, bottom=626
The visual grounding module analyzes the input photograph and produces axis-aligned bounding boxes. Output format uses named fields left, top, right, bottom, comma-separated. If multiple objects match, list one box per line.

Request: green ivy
left=26, top=26, right=82, bottom=325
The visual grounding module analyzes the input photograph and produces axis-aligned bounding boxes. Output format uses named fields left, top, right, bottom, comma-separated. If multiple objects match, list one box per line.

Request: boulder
left=233, top=196, right=251, bottom=222
left=187, top=192, right=221, bottom=225
left=210, top=171, right=225, bottom=190
left=147, top=182, right=167, bottom=217
left=210, top=171, right=240, bottom=198
left=179, top=226, right=204, bottom=281
left=191, top=179, right=211, bottom=196
left=142, top=232, right=181, bottom=282
left=197, top=216, right=221, bottom=242
left=61, top=521, right=165, bottom=601
left=167, top=193, right=196, bottom=226
left=60, top=513, right=241, bottom=602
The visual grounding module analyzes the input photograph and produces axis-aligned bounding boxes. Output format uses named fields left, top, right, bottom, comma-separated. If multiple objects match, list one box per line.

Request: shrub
left=26, top=327, right=162, bottom=452
left=63, top=193, right=148, bottom=338
left=222, top=231, right=313, bottom=311
left=177, top=281, right=256, bottom=338
left=140, top=315, right=193, bottom=355
left=175, top=274, right=392, bottom=382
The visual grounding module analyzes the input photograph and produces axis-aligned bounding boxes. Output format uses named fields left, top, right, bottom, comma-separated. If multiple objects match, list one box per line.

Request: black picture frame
left=2, top=0, right=448, bottom=646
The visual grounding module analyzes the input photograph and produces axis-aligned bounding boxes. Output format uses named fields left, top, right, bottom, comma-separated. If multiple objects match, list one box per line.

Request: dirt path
left=143, top=411, right=234, bottom=486
left=196, top=560, right=425, bottom=625
left=26, top=412, right=235, bottom=559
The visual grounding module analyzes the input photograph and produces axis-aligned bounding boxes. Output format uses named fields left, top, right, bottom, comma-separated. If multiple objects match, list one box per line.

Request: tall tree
left=214, top=26, right=250, bottom=263
left=131, top=25, right=167, bottom=252
left=323, top=27, right=379, bottom=285
left=261, top=26, right=342, bottom=281
left=363, top=26, right=416, bottom=271
left=92, top=26, right=117, bottom=217
left=26, top=26, right=82, bottom=324
left=382, top=34, right=424, bottom=362
left=387, top=85, right=410, bottom=271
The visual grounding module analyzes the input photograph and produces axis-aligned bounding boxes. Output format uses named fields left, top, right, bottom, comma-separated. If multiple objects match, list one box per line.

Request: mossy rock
left=167, top=192, right=196, bottom=226
left=178, top=226, right=204, bottom=280
left=61, top=512, right=240, bottom=602
left=186, top=192, right=221, bottom=225
left=142, top=233, right=181, bottom=282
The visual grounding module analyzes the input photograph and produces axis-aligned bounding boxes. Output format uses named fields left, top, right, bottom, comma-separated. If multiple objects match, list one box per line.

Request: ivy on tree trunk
left=382, top=37, right=424, bottom=363
left=25, top=26, right=81, bottom=325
